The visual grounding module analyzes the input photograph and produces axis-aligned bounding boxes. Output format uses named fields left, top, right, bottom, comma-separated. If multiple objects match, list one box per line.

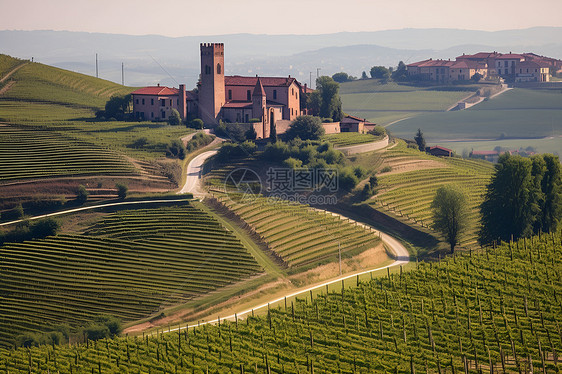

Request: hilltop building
left=132, top=43, right=310, bottom=139
left=407, top=52, right=561, bottom=83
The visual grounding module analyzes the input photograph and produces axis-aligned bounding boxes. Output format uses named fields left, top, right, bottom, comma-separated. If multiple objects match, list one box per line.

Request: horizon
left=4, top=0, right=562, bottom=37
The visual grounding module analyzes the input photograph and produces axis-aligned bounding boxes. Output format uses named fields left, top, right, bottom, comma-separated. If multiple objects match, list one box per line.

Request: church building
left=132, top=43, right=309, bottom=139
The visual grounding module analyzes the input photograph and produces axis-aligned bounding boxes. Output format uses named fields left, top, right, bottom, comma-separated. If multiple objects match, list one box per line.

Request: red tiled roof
left=131, top=86, right=179, bottom=96
left=222, top=101, right=252, bottom=109
left=408, top=59, right=456, bottom=68
left=456, top=52, right=501, bottom=60
left=343, top=114, right=367, bottom=122
left=407, top=59, right=432, bottom=67
left=450, top=60, right=487, bottom=69
left=225, top=76, right=298, bottom=87
left=496, top=54, right=524, bottom=60
left=428, top=146, right=453, bottom=152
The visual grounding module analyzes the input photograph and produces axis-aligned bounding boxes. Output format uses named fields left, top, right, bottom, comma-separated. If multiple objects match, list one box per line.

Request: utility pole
left=121, top=62, right=124, bottom=85
left=95, top=53, right=98, bottom=78
left=338, top=242, right=342, bottom=276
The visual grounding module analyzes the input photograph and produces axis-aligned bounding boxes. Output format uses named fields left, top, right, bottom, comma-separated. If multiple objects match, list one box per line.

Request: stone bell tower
left=199, top=43, right=225, bottom=125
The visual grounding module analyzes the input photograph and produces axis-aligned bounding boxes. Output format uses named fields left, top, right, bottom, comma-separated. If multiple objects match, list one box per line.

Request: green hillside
left=0, top=204, right=262, bottom=348
left=340, top=80, right=477, bottom=125
left=388, top=88, right=562, bottom=154
left=1, top=231, right=560, bottom=373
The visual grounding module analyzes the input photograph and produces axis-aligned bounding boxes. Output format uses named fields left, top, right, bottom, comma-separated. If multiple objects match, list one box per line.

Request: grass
left=0, top=54, right=26, bottom=78
left=321, top=132, right=381, bottom=147
left=388, top=88, right=562, bottom=153
left=2, top=231, right=560, bottom=373
left=339, top=79, right=479, bottom=125
left=0, top=203, right=262, bottom=348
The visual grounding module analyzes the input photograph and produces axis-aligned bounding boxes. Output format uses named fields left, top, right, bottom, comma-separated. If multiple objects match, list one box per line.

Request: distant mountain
left=1, top=28, right=560, bottom=88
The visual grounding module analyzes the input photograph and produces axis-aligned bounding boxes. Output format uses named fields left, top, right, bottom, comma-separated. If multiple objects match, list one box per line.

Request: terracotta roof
left=252, top=77, right=266, bottom=97
left=450, top=60, right=487, bottom=69
left=456, top=52, right=501, bottom=60
left=518, top=60, right=551, bottom=69
left=407, top=59, right=432, bottom=67
left=225, top=75, right=298, bottom=87
left=222, top=101, right=252, bottom=109
left=131, top=86, right=179, bottom=96
left=428, top=146, right=453, bottom=152
left=496, top=54, right=524, bottom=60
left=343, top=114, right=367, bottom=122
left=409, top=59, right=456, bottom=68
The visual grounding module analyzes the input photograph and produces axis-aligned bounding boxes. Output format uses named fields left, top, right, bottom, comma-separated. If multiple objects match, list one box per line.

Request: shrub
left=188, top=118, right=204, bottom=129
left=249, top=118, right=261, bottom=123
left=76, top=185, right=88, bottom=205
left=353, top=166, right=367, bottom=179
left=262, top=141, right=290, bottom=162
left=168, top=109, right=181, bottom=125
left=166, top=139, right=186, bottom=159
left=245, top=126, right=257, bottom=140
left=368, top=126, right=386, bottom=137
left=285, top=116, right=325, bottom=141
left=131, top=137, right=149, bottom=149
left=115, top=183, right=128, bottom=200
left=380, top=166, right=392, bottom=173
left=283, top=157, right=303, bottom=169
left=338, top=167, right=359, bottom=191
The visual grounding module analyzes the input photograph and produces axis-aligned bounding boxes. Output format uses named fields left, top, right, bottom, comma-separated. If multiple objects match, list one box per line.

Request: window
left=520, top=69, right=522, bottom=73
left=142, top=98, right=145, bottom=105
left=151, top=112, right=154, bottom=118
left=136, top=99, right=139, bottom=104
left=228, top=90, right=232, bottom=100
left=170, top=99, right=172, bottom=106
left=247, top=90, right=251, bottom=101
left=498, top=69, right=502, bottom=75
left=217, top=63, right=222, bottom=75
left=151, top=98, right=154, bottom=105
left=161, top=111, right=166, bottom=119
left=504, top=61, right=508, bottom=67
left=161, top=99, right=165, bottom=107
left=245, top=114, right=249, bottom=122
left=205, top=65, right=211, bottom=74
left=535, top=69, right=538, bottom=73
left=273, top=90, right=277, bottom=100
left=177, top=99, right=179, bottom=105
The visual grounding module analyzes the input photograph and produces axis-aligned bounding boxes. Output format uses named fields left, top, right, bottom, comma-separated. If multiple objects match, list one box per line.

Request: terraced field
left=1, top=231, right=560, bottom=373
left=211, top=191, right=384, bottom=269
left=0, top=204, right=262, bottom=347
left=370, top=140, right=494, bottom=247
left=0, top=125, right=137, bottom=182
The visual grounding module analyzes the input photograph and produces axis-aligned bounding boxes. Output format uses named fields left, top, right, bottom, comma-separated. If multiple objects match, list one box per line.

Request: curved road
left=177, top=150, right=217, bottom=197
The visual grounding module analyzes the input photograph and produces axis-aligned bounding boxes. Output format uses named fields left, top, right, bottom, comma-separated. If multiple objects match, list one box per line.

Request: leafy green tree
left=103, top=94, right=132, bottom=120
left=471, top=72, right=483, bottom=82
left=168, top=109, right=181, bottom=125
left=76, top=185, right=88, bottom=205
left=414, top=128, right=426, bottom=152
left=115, top=183, right=128, bottom=200
left=245, top=126, right=257, bottom=141
left=270, top=122, right=277, bottom=143
left=370, top=66, right=391, bottom=80
left=534, top=154, right=562, bottom=233
left=431, top=185, right=470, bottom=253
left=285, top=116, right=325, bottom=141
left=30, top=218, right=60, bottom=238
left=479, top=154, right=540, bottom=244
left=307, top=77, right=343, bottom=121
left=166, top=139, right=186, bottom=159
left=188, top=118, right=204, bottom=129
left=391, top=61, right=408, bottom=81
left=332, top=72, right=353, bottom=83
left=361, top=71, right=369, bottom=80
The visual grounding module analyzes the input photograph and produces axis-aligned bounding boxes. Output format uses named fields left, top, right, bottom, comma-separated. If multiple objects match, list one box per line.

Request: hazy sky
left=2, top=0, right=561, bottom=36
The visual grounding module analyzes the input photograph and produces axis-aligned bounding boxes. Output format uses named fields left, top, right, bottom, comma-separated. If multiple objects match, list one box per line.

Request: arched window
left=205, top=65, right=211, bottom=74
left=217, top=63, right=222, bottom=75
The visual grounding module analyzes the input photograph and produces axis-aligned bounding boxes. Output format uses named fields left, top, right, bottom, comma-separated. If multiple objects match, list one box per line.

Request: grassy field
left=2, top=231, right=560, bottom=373
left=339, top=79, right=478, bottom=125
left=388, top=88, right=562, bottom=153
left=0, top=203, right=262, bottom=348
left=367, top=140, right=494, bottom=248
left=321, top=132, right=381, bottom=147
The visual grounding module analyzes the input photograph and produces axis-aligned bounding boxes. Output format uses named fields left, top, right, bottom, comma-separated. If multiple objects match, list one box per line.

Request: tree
left=391, top=61, right=408, bottom=81
left=471, top=72, right=483, bottom=82
left=479, top=154, right=540, bottom=245
left=332, top=72, right=352, bottom=83
left=414, top=128, right=426, bottom=152
left=168, top=109, right=181, bottom=125
left=103, top=94, right=132, bottom=120
left=431, top=185, right=470, bottom=253
left=361, top=71, right=369, bottom=80
left=308, top=76, right=343, bottom=121
left=188, top=118, right=204, bottom=129
left=370, top=66, right=391, bottom=80
left=166, top=139, right=186, bottom=159
left=30, top=218, right=60, bottom=238
left=285, top=116, right=325, bottom=141
left=270, top=121, right=277, bottom=143
left=533, top=154, right=562, bottom=233
left=76, top=185, right=88, bottom=205
left=245, top=126, right=257, bottom=141
left=116, top=183, right=128, bottom=200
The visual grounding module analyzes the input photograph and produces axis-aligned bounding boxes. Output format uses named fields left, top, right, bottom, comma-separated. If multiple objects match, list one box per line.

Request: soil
left=379, top=158, right=447, bottom=176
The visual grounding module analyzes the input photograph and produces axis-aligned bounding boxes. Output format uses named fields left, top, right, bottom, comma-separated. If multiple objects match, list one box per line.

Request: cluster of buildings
left=131, top=43, right=317, bottom=138
left=407, top=52, right=562, bottom=83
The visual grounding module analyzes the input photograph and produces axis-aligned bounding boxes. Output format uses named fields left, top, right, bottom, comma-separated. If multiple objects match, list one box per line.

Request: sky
left=2, top=0, right=562, bottom=36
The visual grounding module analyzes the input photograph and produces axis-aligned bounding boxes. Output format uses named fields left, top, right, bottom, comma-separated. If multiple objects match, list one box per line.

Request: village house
left=407, top=51, right=561, bottom=83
